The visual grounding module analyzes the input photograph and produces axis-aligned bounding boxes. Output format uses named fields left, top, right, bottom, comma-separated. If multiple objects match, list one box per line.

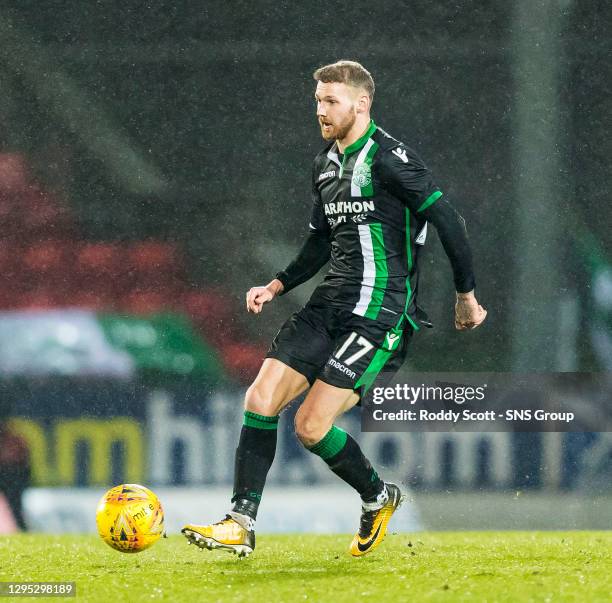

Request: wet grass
left=0, top=532, right=610, bottom=602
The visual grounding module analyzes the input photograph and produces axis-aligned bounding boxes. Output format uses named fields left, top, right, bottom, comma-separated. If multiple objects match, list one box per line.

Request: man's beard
left=319, top=110, right=356, bottom=141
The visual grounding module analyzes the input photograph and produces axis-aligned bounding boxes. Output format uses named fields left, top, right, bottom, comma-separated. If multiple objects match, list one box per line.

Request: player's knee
left=294, top=411, right=329, bottom=447
left=244, top=382, right=279, bottom=416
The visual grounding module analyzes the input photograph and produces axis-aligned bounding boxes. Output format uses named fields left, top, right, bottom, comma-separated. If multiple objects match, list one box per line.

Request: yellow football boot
left=182, top=515, right=255, bottom=558
left=349, top=483, right=404, bottom=557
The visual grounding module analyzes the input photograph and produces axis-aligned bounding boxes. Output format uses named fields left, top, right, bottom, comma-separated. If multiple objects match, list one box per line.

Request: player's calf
left=294, top=411, right=331, bottom=447
left=303, top=424, right=386, bottom=502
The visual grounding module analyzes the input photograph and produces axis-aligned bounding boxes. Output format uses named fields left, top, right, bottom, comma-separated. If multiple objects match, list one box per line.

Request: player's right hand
left=246, top=286, right=275, bottom=314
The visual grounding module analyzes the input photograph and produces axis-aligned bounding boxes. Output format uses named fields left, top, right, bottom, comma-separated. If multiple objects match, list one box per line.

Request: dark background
left=0, top=1, right=609, bottom=373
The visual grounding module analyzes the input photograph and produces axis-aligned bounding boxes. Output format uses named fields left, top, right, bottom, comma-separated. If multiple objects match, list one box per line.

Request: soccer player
left=183, top=60, right=486, bottom=557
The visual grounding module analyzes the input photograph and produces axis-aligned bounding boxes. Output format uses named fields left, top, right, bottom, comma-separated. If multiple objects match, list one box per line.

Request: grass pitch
left=0, top=532, right=609, bottom=602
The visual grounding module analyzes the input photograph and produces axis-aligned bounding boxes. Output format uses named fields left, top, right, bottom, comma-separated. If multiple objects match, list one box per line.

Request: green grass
left=0, top=533, right=610, bottom=602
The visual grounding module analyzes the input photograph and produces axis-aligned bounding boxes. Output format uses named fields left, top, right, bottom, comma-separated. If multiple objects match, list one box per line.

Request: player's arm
left=422, top=198, right=486, bottom=329
left=246, top=165, right=331, bottom=314
left=275, top=161, right=332, bottom=293
left=379, top=146, right=486, bottom=330
left=247, top=230, right=330, bottom=314
left=275, top=229, right=331, bottom=293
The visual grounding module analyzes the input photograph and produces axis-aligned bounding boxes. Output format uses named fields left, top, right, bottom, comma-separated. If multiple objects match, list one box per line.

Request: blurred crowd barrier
left=23, top=486, right=423, bottom=534
left=2, top=381, right=610, bottom=492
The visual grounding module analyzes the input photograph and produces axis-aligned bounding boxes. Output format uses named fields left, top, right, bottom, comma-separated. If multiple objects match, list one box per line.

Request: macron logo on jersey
left=392, top=147, right=409, bottom=163
left=384, top=332, right=401, bottom=351
left=318, top=170, right=336, bottom=181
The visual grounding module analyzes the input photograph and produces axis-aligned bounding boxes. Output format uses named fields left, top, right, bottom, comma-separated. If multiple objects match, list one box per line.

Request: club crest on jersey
left=352, top=163, right=372, bottom=187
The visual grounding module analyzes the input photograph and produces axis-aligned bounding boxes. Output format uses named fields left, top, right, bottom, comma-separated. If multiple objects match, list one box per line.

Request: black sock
left=231, top=410, right=279, bottom=519
left=307, top=425, right=384, bottom=502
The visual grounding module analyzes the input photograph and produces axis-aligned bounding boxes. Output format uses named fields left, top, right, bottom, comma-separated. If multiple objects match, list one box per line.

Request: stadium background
left=0, top=1, right=610, bottom=535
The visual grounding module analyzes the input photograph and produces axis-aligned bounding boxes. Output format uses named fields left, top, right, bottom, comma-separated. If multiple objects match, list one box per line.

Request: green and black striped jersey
left=277, top=120, right=475, bottom=329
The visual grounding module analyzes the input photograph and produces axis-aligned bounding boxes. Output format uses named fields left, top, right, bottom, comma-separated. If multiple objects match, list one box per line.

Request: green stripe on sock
left=243, top=411, right=279, bottom=430
left=308, top=426, right=348, bottom=460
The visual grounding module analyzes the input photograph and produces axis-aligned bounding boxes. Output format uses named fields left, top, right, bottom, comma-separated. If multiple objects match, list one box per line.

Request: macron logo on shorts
left=327, top=357, right=357, bottom=380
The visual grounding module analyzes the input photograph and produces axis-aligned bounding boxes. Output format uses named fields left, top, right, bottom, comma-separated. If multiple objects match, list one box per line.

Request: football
left=96, top=484, right=165, bottom=553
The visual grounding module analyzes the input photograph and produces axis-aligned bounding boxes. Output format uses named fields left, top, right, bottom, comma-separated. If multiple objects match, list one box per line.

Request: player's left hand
left=455, top=290, right=487, bottom=330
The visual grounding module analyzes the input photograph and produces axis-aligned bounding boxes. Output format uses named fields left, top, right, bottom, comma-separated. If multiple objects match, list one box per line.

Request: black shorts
left=266, top=301, right=413, bottom=397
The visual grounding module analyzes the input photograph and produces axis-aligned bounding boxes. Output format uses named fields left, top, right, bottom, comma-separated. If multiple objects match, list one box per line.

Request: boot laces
left=214, top=515, right=235, bottom=527
left=359, top=508, right=379, bottom=539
